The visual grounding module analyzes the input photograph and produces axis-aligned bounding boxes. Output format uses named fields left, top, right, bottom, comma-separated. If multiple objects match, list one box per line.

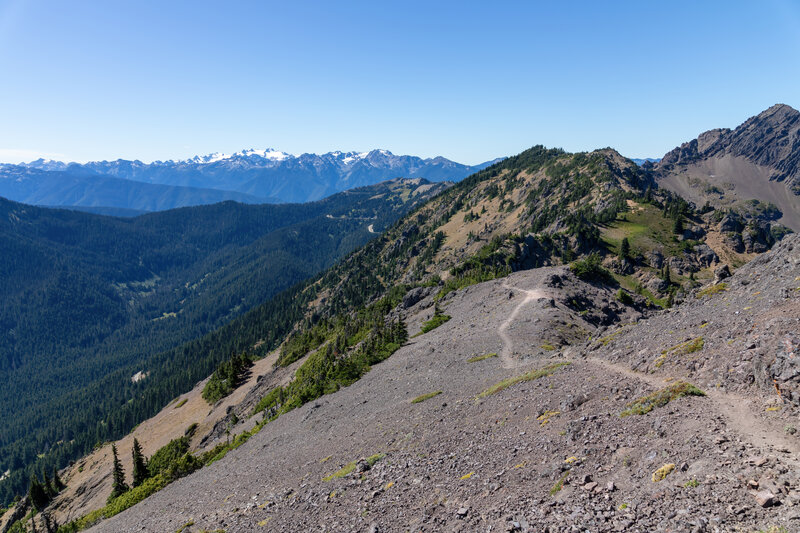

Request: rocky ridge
left=81, top=234, right=800, bottom=532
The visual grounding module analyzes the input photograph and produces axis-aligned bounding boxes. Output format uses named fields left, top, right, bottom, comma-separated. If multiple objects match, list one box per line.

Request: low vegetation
left=322, top=462, right=356, bottom=482
left=696, top=282, right=728, bottom=299
left=549, top=471, right=570, bottom=496
left=652, top=463, right=676, bottom=482
left=569, top=253, right=612, bottom=283
left=467, top=352, right=498, bottom=363
left=621, top=382, right=705, bottom=417
left=419, top=313, right=451, bottom=335
left=655, top=337, right=704, bottom=367
left=411, top=391, right=442, bottom=404
left=477, top=362, right=570, bottom=399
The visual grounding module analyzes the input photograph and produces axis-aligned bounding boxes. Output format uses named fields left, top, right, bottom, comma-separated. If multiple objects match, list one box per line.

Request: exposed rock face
left=693, top=244, right=718, bottom=268
left=659, top=104, right=800, bottom=192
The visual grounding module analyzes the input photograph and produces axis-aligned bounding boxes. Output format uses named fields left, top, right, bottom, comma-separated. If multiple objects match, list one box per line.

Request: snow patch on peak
left=186, top=148, right=294, bottom=165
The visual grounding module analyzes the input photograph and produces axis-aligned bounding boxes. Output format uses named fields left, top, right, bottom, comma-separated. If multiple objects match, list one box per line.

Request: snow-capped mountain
left=13, top=149, right=500, bottom=205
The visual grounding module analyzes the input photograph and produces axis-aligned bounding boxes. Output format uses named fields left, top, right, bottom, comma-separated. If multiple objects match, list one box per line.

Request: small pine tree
left=619, top=237, right=630, bottom=260
left=28, top=474, right=49, bottom=511
left=662, top=265, right=672, bottom=285
left=132, top=438, right=148, bottom=488
left=43, top=471, right=56, bottom=498
left=672, top=216, right=684, bottom=235
left=52, top=467, right=65, bottom=491
left=109, top=444, right=129, bottom=501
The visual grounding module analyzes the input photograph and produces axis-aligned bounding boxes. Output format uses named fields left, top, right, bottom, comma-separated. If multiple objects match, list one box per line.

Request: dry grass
left=467, top=353, right=498, bottom=363
left=477, top=362, right=570, bottom=399
left=411, top=391, right=442, bottom=404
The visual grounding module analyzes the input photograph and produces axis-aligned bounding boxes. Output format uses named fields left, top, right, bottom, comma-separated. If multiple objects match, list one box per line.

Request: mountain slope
left=15, top=149, right=500, bottom=205
left=6, top=107, right=799, bottom=529
left=20, top=143, right=757, bottom=530
left=68, top=234, right=800, bottom=533
left=654, top=104, right=800, bottom=230
left=0, top=178, right=448, bottom=506
left=0, top=166, right=276, bottom=211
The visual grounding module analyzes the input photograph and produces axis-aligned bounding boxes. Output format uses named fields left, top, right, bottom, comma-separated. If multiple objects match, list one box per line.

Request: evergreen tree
left=672, top=216, right=684, bottom=235
left=109, top=444, right=129, bottom=501
left=131, top=438, right=148, bottom=488
left=51, top=467, right=65, bottom=492
left=43, top=471, right=56, bottom=498
left=619, top=237, right=630, bottom=260
left=28, top=474, right=49, bottom=511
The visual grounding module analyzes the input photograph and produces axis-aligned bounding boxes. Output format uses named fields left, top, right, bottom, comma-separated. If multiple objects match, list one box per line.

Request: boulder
left=693, top=244, right=719, bottom=268
left=714, top=264, right=731, bottom=282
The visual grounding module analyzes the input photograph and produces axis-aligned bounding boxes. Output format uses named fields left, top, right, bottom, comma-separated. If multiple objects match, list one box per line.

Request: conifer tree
left=28, top=474, right=49, bottom=511
left=109, top=444, right=129, bottom=501
left=43, top=471, right=56, bottom=498
left=131, top=438, right=148, bottom=488
left=52, top=467, right=65, bottom=491
left=619, top=237, right=630, bottom=260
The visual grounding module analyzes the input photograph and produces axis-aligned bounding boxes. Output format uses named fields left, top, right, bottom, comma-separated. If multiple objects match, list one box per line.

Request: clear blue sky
left=0, top=0, right=798, bottom=165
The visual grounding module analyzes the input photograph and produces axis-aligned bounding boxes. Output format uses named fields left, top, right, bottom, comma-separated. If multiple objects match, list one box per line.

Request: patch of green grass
left=411, top=391, right=442, bottom=404
left=540, top=343, right=556, bottom=351
left=621, top=381, right=705, bottom=417
left=419, top=314, right=451, bottom=334
left=601, top=202, right=686, bottom=257
left=176, top=521, right=195, bottom=533
left=683, top=479, right=699, bottom=488
left=549, top=471, right=570, bottom=496
left=696, top=282, right=728, bottom=299
left=174, top=398, right=188, bottom=408
left=656, top=337, right=704, bottom=367
left=323, top=462, right=356, bottom=481
left=477, top=362, right=570, bottom=399
left=365, top=453, right=385, bottom=468
left=467, top=352, right=497, bottom=363
left=597, top=329, right=625, bottom=346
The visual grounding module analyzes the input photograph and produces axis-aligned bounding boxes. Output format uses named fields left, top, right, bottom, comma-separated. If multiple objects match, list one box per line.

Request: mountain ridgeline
left=0, top=178, right=449, bottom=506
left=654, top=103, right=800, bottom=230
left=1, top=149, right=499, bottom=211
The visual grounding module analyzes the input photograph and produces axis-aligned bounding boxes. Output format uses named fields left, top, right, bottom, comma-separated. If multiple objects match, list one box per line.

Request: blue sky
left=0, top=0, right=798, bottom=165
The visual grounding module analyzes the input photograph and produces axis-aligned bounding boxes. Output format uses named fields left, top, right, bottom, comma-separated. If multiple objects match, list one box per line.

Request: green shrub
left=570, top=253, right=611, bottom=282
left=147, top=437, right=190, bottom=477
left=616, top=289, right=633, bottom=305
left=420, top=314, right=451, bottom=334
left=621, top=381, right=705, bottom=417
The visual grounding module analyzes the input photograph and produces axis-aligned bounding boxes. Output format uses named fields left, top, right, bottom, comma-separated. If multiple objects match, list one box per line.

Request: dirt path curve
left=586, top=356, right=800, bottom=466
left=498, top=281, right=548, bottom=369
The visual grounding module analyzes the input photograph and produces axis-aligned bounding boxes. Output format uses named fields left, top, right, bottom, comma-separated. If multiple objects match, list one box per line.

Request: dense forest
left=0, top=178, right=448, bottom=505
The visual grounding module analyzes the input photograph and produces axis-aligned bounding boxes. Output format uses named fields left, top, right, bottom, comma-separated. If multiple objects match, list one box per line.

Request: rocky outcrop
left=658, top=104, right=800, bottom=194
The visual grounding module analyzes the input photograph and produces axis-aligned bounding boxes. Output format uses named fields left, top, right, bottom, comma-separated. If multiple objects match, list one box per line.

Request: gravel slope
left=90, top=237, right=800, bottom=533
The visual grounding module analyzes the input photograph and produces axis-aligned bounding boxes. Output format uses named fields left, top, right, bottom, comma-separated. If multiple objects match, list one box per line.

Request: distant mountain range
left=1, top=149, right=500, bottom=210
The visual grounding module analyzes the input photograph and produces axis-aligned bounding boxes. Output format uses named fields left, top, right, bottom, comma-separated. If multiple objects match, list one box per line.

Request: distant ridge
left=655, top=103, right=800, bottom=230
left=9, top=149, right=502, bottom=207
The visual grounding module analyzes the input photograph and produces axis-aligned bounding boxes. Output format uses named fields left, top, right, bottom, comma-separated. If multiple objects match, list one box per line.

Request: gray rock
left=693, top=244, right=718, bottom=268
left=754, top=490, right=776, bottom=508
left=714, top=264, right=731, bottom=282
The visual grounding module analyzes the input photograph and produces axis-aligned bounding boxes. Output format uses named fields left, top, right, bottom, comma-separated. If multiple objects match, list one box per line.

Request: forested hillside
left=0, top=178, right=448, bottom=505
